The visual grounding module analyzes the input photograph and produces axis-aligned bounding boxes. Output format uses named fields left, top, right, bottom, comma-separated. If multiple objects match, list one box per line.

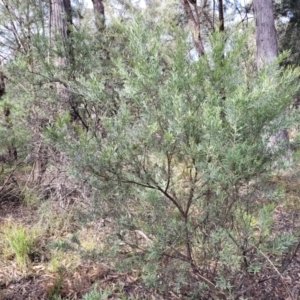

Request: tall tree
left=181, top=0, right=205, bottom=55
left=253, top=0, right=278, bottom=69
left=50, top=0, right=72, bottom=70
left=253, top=0, right=290, bottom=158
left=218, top=0, right=224, bottom=32
left=50, top=0, right=77, bottom=120
left=92, top=0, right=105, bottom=31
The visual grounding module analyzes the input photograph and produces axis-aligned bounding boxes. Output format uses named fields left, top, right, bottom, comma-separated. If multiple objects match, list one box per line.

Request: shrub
left=47, top=13, right=300, bottom=299
left=1, top=222, right=36, bottom=271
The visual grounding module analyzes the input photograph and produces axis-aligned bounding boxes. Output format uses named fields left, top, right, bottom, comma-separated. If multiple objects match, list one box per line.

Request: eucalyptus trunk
left=253, top=0, right=290, bottom=161
left=253, top=0, right=278, bottom=69
left=181, top=0, right=204, bottom=55
left=50, top=0, right=73, bottom=112
left=92, top=0, right=105, bottom=31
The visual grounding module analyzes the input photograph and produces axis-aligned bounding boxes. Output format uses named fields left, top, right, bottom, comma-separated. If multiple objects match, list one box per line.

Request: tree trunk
left=50, top=0, right=75, bottom=115
left=51, top=0, right=72, bottom=69
left=92, top=0, right=105, bottom=31
left=31, top=0, right=73, bottom=183
left=181, top=0, right=205, bottom=56
left=253, top=0, right=290, bottom=161
left=218, top=0, right=224, bottom=32
left=253, top=0, right=278, bottom=69
left=51, top=0, right=72, bottom=44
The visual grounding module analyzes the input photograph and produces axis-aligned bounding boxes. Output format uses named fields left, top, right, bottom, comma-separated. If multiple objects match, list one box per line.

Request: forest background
left=1, top=0, right=300, bottom=299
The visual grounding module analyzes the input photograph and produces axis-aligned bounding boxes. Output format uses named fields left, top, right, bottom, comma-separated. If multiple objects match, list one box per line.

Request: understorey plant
left=48, top=11, right=300, bottom=299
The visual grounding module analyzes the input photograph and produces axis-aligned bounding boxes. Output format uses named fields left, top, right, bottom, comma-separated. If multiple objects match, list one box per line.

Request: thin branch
left=164, top=151, right=172, bottom=193
left=234, top=275, right=279, bottom=299
left=185, top=160, right=198, bottom=215
left=257, top=247, right=294, bottom=300
left=134, top=230, right=153, bottom=245
left=3, top=2, right=26, bottom=53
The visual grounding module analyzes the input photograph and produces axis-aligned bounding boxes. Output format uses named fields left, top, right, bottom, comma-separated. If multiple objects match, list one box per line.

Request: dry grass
left=0, top=187, right=162, bottom=299
left=2, top=157, right=300, bottom=299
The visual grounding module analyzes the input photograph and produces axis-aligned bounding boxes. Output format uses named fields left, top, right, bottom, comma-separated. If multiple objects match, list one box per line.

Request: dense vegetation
left=1, top=0, right=300, bottom=299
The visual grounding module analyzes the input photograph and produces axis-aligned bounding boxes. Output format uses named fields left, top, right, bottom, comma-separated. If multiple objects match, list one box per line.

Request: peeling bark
left=181, top=0, right=205, bottom=56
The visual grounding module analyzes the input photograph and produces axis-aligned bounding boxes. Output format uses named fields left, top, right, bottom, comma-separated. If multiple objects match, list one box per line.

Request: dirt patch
left=0, top=263, right=162, bottom=300
left=0, top=201, right=38, bottom=226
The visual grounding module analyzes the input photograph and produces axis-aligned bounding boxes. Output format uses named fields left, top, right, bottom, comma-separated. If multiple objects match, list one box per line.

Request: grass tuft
left=1, top=222, right=36, bottom=271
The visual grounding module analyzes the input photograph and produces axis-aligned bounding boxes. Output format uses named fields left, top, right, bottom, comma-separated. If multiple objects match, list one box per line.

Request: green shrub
left=2, top=222, right=36, bottom=271
left=46, top=12, right=300, bottom=299
left=82, top=285, right=112, bottom=300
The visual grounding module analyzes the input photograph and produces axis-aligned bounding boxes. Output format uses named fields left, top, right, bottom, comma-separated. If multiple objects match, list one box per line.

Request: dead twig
left=257, top=247, right=294, bottom=300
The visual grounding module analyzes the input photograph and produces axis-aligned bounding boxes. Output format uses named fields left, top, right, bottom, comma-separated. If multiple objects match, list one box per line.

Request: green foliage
left=276, top=0, right=300, bottom=66
left=22, top=186, right=40, bottom=207
left=43, top=12, right=300, bottom=297
left=2, top=222, right=36, bottom=271
left=3, top=2, right=300, bottom=297
left=0, top=95, right=31, bottom=161
left=82, top=285, right=112, bottom=300
left=47, top=273, right=64, bottom=300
